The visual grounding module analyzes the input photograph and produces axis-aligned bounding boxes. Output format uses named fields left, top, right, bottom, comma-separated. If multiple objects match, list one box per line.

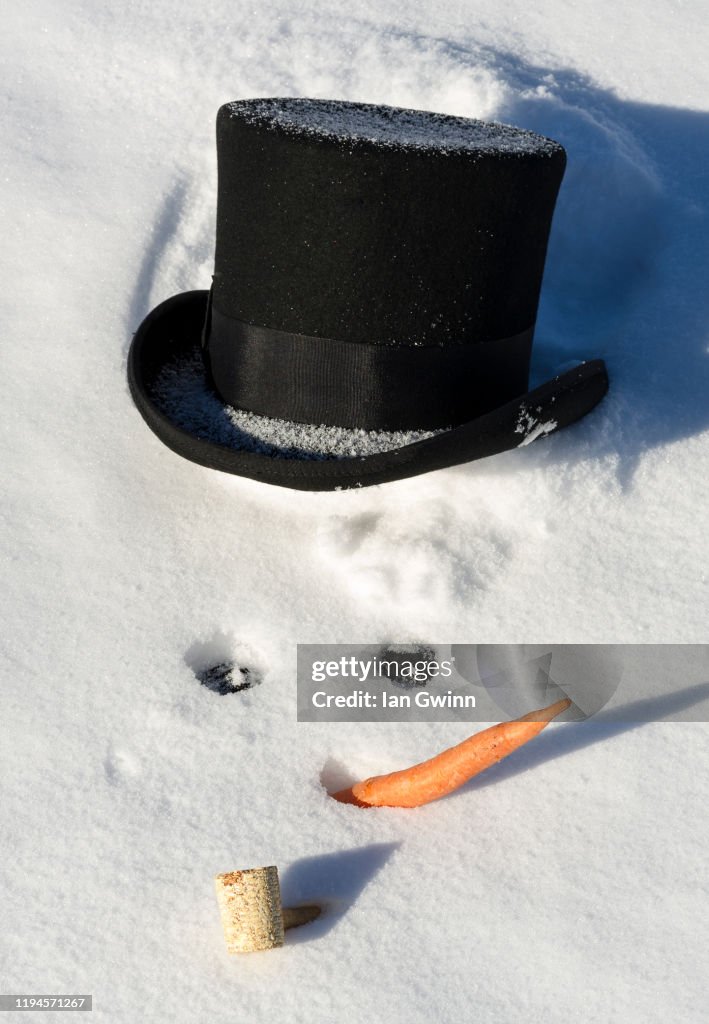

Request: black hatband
left=205, top=303, right=534, bottom=431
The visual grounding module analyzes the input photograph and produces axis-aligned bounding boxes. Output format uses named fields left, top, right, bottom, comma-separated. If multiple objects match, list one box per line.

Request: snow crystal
left=514, top=405, right=558, bottom=446
left=226, top=97, right=562, bottom=155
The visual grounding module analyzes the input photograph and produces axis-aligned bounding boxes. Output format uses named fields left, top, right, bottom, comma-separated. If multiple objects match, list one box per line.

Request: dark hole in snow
left=185, top=634, right=264, bottom=697
left=195, top=661, right=261, bottom=695
left=377, top=644, right=437, bottom=689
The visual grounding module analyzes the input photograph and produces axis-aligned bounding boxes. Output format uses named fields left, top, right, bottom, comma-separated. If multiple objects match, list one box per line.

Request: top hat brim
left=127, top=290, right=608, bottom=492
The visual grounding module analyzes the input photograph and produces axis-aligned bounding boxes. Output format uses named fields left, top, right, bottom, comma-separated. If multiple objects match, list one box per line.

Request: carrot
left=331, top=697, right=571, bottom=808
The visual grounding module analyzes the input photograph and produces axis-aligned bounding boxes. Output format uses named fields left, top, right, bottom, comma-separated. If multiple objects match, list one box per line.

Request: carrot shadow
left=459, top=682, right=709, bottom=795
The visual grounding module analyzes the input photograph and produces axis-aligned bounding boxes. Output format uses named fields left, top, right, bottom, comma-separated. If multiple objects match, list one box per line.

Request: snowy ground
left=2, top=0, right=709, bottom=1020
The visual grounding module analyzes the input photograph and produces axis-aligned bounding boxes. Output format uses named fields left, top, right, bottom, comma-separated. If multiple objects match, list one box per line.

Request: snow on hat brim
left=128, top=290, right=608, bottom=491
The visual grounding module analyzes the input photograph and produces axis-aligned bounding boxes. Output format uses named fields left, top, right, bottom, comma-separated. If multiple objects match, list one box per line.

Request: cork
left=215, top=866, right=285, bottom=953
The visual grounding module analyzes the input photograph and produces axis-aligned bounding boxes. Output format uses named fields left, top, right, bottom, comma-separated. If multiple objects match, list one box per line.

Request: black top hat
left=128, top=97, right=608, bottom=490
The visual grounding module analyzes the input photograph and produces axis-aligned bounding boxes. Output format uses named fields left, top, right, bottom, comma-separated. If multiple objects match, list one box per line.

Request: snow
left=2, top=0, right=709, bottom=1022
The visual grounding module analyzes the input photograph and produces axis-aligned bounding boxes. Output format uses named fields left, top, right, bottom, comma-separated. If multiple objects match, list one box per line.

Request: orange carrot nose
left=330, top=697, right=571, bottom=809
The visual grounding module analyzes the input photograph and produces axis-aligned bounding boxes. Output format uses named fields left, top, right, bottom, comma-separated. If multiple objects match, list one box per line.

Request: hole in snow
left=376, top=643, right=438, bottom=689
left=184, top=633, right=264, bottom=696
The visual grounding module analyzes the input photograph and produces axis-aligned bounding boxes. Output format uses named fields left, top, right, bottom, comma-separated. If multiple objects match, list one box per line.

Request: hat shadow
left=446, top=44, right=709, bottom=489
left=278, top=842, right=400, bottom=945
left=129, top=43, right=709, bottom=490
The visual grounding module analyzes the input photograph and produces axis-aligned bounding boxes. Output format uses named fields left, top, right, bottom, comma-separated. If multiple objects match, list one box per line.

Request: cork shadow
left=279, top=842, right=400, bottom=944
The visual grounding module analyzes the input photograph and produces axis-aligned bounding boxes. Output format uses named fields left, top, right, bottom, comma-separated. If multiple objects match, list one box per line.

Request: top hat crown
left=128, top=97, right=608, bottom=490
